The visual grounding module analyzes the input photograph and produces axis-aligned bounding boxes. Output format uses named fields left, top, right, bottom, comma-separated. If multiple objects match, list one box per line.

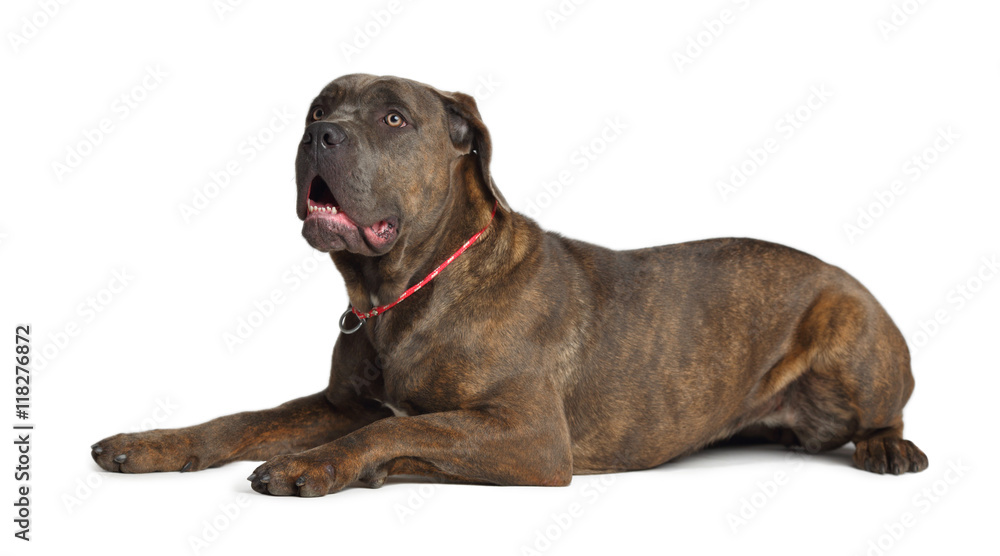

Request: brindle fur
left=91, top=74, right=927, bottom=496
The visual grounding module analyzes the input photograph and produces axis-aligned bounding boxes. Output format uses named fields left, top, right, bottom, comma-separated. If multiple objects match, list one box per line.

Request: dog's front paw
left=248, top=448, right=363, bottom=497
left=91, top=430, right=207, bottom=474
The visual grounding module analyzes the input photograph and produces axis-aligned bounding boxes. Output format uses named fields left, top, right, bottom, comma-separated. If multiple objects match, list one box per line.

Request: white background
left=2, top=0, right=998, bottom=554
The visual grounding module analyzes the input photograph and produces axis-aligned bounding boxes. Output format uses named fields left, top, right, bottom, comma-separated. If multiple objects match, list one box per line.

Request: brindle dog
left=91, top=74, right=927, bottom=496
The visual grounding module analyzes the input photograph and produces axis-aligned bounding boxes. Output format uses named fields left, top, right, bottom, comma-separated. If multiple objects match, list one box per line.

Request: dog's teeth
left=306, top=204, right=339, bottom=214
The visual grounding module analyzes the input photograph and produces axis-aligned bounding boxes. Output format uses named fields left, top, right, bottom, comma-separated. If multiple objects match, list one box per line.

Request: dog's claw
left=295, top=477, right=306, bottom=487
left=92, top=444, right=103, bottom=454
left=113, top=454, right=127, bottom=463
left=247, top=473, right=257, bottom=481
left=260, top=473, right=270, bottom=484
left=180, top=461, right=192, bottom=473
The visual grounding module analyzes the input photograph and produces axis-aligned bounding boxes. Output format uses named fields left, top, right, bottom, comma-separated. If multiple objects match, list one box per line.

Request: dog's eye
left=311, top=107, right=325, bottom=121
left=384, top=112, right=406, bottom=128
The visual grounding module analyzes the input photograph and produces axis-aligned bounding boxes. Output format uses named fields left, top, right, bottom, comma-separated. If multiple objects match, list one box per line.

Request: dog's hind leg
left=764, top=287, right=928, bottom=473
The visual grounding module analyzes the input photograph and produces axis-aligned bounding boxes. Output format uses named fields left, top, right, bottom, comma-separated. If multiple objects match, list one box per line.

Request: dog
left=91, top=74, right=928, bottom=496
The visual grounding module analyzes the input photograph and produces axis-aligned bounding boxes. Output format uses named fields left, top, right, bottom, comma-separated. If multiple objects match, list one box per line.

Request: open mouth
left=307, top=175, right=341, bottom=215
left=302, top=175, right=399, bottom=252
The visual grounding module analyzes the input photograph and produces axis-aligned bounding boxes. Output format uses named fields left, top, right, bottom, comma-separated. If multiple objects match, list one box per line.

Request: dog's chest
left=370, top=350, right=481, bottom=415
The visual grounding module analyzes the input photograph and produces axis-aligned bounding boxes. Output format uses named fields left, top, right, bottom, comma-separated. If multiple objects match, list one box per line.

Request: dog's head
left=295, top=74, right=509, bottom=256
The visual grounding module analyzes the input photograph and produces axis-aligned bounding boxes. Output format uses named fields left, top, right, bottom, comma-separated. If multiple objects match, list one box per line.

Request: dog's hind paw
left=853, top=436, right=928, bottom=475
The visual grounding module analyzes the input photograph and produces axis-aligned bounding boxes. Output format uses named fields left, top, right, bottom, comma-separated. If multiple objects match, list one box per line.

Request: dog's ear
left=435, top=90, right=511, bottom=212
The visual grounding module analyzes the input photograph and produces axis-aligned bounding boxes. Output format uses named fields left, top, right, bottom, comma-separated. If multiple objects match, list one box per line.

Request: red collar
left=339, top=201, right=499, bottom=334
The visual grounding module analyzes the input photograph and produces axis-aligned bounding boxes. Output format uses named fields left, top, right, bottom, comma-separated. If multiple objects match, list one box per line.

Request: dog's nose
left=302, top=122, right=348, bottom=148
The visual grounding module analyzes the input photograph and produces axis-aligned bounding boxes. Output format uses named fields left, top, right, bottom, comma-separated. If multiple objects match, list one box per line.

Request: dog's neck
left=330, top=155, right=501, bottom=320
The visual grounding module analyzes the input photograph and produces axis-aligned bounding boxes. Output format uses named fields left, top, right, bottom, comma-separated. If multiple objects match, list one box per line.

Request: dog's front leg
left=91, top=392, right=391, bottom=473
left=247, top=407, right=574, bottom=496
